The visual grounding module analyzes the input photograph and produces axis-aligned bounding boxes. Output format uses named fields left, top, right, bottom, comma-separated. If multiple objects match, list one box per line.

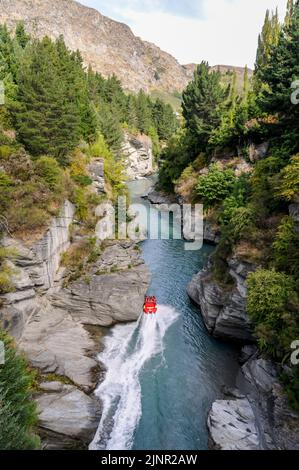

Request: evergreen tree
left=13, top=38, right=82, bottom=162
left=285, top=0, right=295, bottom=27
left=15, top=22, right=30, bottom=49
left=255, top=9, right=281, bottom=75
left=259, top=0, right=299, bottom=153
left=135, top=90, right=153, bottom=134
left=152, top=98, right=177, bottom=140
left=182, top=61, right=225, bottom=152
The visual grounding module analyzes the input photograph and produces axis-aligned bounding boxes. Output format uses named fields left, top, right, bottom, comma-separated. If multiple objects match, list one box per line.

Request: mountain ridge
left=0, top=0, right=250, bottom=94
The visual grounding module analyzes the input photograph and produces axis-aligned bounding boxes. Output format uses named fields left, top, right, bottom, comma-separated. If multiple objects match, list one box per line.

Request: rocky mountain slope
left=0, top=0, right=188, bottom=93
left=0, top=0, right=250, bottom=94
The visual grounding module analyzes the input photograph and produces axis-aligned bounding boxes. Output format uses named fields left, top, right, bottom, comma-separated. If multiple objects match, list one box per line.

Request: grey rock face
left=203, top=220, right=221, bottom=244
left=242, top=358, right=299, bottom=450
left=36, top=382, right=101, bottom=449
left=51, top=242, right=150, bottom=327
left=123, top=134, right=153, bottom=180
left=145, top=189, right=177, bottom=205
left=249, top=141, right=269, bottom=162
left=187, top=265, right=254, bottom=343
left=208, top=398, right=260, bottom=450
left=87, top=158, right=105, bottom=195
left=19, top=298, right=99, bottom=392
left=0, top=201, right=75, bottom=338
left=208, top=357, right=299, bottom=450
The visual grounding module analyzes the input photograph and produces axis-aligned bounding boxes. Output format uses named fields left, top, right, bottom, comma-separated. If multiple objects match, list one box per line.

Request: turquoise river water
left=90, top=177, right=238, bottom=451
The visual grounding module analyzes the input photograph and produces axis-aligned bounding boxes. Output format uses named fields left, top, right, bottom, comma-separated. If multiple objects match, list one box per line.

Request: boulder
left=36, top=382, right=101, bottom=449
left=19, top=298, right=99, bottom=392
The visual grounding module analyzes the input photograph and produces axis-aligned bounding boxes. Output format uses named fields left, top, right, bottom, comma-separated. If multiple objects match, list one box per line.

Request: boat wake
left=89, top=305, right=179, bottom=450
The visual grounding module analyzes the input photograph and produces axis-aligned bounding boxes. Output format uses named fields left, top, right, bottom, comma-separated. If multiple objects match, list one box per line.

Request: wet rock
left=145, top=188, right=177, bottom=205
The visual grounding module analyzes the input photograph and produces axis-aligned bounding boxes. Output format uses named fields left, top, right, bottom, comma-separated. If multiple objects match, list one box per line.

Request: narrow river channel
left=90, top=177, right=239, bottom=451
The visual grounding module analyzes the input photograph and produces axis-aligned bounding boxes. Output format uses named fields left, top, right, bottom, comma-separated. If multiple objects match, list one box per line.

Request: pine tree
left=182, top=61, right=225, bottom=152
left=13, top=37, right=83, bottom=162
left=15, top=22, right=30, bottom=49
left=136, top=90, right=153, bottom=134
left=285, top=0, right=295, bottom=27
left=259, top=0, right=299, bottom=154
left=255, top=9, right=281, bottom=75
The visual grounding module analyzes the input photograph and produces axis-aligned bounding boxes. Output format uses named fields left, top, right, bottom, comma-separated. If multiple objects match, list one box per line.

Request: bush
left=35, top=156, right=64, bottom=191
left=272, top=216, right=299, bottom=278
left=0, top=170, right=13, bottom=188
left=0, top=330, right=40, bottom=450
left=196, top=164, right=236, bottom=207
left=276, top=155, right=299, bottom=201
left=247, top=269, right=299, bottom=359
left=0, top=145, right=13, bottom=160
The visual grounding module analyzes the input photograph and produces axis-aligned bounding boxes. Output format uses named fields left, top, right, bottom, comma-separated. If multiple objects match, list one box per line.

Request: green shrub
left=72, top=174, right=92, bottom=187
left=35, top=156, right=64, bottom=191
left=0, top=145, right=13, bottom=160
left=272, top=216, right=299, bottom=278
left=0, top=330, right=40, bottom=450
left=247, top=269, right=299, bottom=359
left=196, top=164, right=236, bottom=207
left=276, top=155, right=299, bottom=201
left=0, top=261, right=15, bottom=294
left=0, top=170, right=13, bottom=188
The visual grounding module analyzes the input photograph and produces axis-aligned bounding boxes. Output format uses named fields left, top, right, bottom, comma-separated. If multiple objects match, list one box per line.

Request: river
left=90, top=177, right=239, bottom=451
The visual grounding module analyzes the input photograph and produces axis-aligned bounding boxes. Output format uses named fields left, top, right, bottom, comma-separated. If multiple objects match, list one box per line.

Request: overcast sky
left=78, top=0, right=288, bottom=68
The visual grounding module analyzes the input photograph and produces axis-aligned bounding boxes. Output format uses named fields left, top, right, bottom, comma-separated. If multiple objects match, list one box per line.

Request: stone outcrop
left=36, top=382, right=101, bottom=450
left=0, top=0, right=189, bottom=94
left=0, top=200, right=75, bottom=339
left=51, top=241, right=151, bottom=327
left=87, top=158, right=106, bottom=195
left=249, top=141, right=269, bottom=163
left=208, top=396, right=260, bottom=450
left=187, top=257, right=256, bottom=343
left=208, top=357, right=299, bottom=450
left=123, top=134, right=154, bottom=180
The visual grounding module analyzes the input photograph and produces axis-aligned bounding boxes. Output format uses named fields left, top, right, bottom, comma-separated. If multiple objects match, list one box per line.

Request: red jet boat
left=143, top=296, right=157, bottom=314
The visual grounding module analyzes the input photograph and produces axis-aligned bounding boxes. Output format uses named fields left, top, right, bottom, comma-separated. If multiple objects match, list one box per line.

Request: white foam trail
left=89, top=305, right=179, bottom=450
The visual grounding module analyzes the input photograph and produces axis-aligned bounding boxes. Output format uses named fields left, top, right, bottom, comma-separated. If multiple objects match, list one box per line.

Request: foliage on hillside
left=158, top=0, right=299, bottom=409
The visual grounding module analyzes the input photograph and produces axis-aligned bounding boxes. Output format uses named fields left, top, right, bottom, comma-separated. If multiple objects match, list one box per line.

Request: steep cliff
left=122, top=133, right=154, bottom=180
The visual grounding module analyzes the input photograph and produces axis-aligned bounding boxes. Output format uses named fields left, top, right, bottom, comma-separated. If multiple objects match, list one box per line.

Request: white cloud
left=80, top=0, right=288, bottom=68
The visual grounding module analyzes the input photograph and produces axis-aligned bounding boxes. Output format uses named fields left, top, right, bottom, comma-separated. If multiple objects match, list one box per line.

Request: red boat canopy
left=143, top=296, right=157, bottom=314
